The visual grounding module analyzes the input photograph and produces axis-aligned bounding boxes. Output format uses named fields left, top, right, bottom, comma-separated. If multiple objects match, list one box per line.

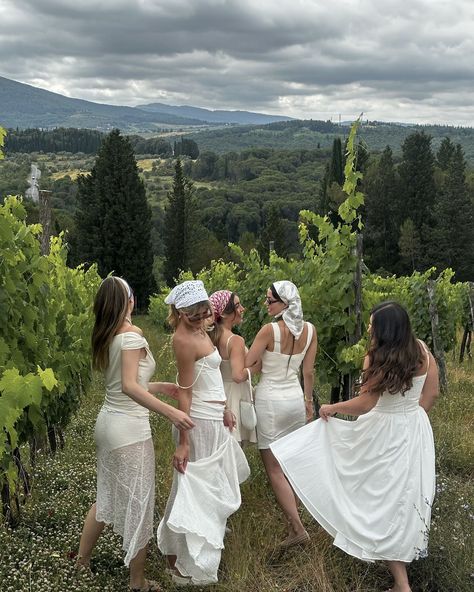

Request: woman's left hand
left=319, top=404, right=336, bottom=422
left=158, top=382, right=180, bottom=399
left=223, top=409, right=236, bottom=431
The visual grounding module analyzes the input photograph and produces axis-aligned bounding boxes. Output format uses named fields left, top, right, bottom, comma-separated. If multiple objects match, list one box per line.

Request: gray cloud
left=1, top=0, right=473, bottom=124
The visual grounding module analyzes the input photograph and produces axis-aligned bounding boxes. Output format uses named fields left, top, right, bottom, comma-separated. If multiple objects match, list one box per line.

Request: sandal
left=279, top=530, right=310, bottom=549
left=129, top=578, right=161, bottom=592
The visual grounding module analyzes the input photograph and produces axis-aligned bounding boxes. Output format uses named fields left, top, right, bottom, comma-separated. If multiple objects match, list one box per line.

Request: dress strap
left=418, top=339, right=430, bottom=370
left=225, top=334, right=235, bottom=358
left=302, top=323, right=313, bottom=355
left=271, top=322, right=281, bottom=353
left=175, top=359, right=205, bottom=389
left=246, top=368, right=254, bottom=403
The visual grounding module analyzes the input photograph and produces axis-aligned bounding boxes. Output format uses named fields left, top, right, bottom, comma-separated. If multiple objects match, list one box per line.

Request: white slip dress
left=94, top=332, right=156, bottom=566
left=157, top=348, right=250, bottom=585
left=220, top=335, right=257, bottom=443
left=255, top=322, right=313, bottom=449
left=271, top=345, right=436, bottom=562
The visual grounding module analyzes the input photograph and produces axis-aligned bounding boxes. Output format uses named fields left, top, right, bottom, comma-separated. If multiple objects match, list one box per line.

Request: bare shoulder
left=228, top=333, right=245, bottom=351
left=116, top=325, right=143, bottom=336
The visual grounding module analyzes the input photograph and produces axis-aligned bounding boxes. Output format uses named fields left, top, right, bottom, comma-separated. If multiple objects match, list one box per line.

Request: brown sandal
left=279, top=530, right=310, bottom=549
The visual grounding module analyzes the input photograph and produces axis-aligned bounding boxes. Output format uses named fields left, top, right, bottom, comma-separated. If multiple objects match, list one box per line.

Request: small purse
left=240, top=369, right=257, bottom=431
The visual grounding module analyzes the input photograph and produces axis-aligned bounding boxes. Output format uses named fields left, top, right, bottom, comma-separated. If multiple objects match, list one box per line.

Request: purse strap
left=246, top=368, right=254, bottom=404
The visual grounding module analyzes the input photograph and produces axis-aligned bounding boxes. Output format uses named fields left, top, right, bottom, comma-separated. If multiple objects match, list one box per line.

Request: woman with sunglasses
left=208, top=290, right=258, bottom=444
left=271, top=302, right=438, bottom=592
left=157, top=280, right=250, bottom=586
left=76, top=276, right=194, bottom=592
left=245, top=281, right=317, bottom=548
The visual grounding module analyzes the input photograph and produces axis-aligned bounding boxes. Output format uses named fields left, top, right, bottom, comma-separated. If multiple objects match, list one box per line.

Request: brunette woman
left=77, top=276, right=194, bottom=592
left=208, top=290, right=257, bottom=444
left=271, top=301, right=439, bottom=592
left=245, top=280, right=317, bottom=548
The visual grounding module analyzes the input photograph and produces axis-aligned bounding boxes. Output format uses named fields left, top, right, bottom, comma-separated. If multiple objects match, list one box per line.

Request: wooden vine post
left=459, top=282, right=473, bottom=363
left=427, top=279, right=448, bottom=393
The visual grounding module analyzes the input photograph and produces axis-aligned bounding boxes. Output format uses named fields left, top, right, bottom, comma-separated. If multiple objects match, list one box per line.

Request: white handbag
left=240, top=369, right=257, bottom=431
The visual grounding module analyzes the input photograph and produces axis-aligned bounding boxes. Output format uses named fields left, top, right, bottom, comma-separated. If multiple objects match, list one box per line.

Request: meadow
left=0, top=317, right=472, bottom=592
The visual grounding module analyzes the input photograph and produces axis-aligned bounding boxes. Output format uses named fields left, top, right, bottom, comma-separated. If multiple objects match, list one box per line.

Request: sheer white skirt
left=94, top=408, right=155, bottom=566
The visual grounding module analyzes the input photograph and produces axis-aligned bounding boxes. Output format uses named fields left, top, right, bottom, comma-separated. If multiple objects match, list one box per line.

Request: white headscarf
left=164, top=280, right=209, bottom=309
left=273, top=280, right=304, bottom=338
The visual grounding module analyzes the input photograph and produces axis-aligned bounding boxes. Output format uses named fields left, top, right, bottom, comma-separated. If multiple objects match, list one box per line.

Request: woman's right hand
left=168, top=408, right=195, bottom=431
left=173, top=443, right=190, bottom=473
left=318, top=404, right=336, bottom=422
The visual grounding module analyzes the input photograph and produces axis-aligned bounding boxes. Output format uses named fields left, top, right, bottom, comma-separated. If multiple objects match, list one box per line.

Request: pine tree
left=363, top=146, right=399, bottom=271
left=163, top=159, right=199, bottom=285
left=258, top=204, right=286, bottom=264
left=398, top=131, right=436, bottom=232
left=73, top=129, right=154, bottom=306
left=398, top=218, right=421, bottom=273
left=430, top=144, right=474, bottom=281
left=436, top=137, right=456, bottom=171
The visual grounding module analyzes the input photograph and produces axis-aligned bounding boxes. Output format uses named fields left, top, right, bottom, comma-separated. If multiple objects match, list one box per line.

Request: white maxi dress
left=271, top=352, right=436, bottom=562
left=94, top=332, right=156, bottom=566
left=157, top=348, right=250, bottom=585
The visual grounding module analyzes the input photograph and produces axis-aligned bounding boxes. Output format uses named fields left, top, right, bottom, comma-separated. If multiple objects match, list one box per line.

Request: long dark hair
left=91, top=277, right=130, bottom=371
left=270, top=283, right=295, bottom=371
left=361, top=301, right=424, bottom=395
left=208, top=293, right=238, bottom=347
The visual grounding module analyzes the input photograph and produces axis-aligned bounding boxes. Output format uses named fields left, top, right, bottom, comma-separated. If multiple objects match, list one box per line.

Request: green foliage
left=0, top=126, right=6, bottom=159
left=0, top=196, right=100, bottom=492
left=72, top=129, right=154, bottom=306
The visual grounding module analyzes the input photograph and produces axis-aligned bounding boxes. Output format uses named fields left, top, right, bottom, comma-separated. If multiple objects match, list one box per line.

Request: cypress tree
left=398, top=131, right=436, bottom=232
left=163, top=159, right=199, bottom=285
left=430, top=144, right=474, bottom=281
left=258, top=204, right=286, bottom=264
left=73, top=129, right=153, bottom=306
left=363, top=146, right=399, bottom=272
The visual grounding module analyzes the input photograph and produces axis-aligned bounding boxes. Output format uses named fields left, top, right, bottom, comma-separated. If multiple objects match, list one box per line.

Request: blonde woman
left=77, top=276, right=194, bottom=592
left=157, top=280, right=250, bottom=586
left=208, top=290, right=257, bottom=444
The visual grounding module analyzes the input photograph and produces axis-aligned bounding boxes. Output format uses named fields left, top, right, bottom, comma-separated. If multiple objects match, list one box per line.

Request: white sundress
left=94, top=332, right=156, bottom=566
left=271, top=346, right=436, bottom=562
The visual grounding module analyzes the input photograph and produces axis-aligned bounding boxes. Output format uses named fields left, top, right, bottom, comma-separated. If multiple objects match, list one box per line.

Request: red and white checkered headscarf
left=209, top=290, right=232, bottom=321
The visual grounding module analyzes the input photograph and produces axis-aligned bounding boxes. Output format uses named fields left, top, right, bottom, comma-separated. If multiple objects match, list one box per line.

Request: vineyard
left=1, top=122, right=473, bottom=591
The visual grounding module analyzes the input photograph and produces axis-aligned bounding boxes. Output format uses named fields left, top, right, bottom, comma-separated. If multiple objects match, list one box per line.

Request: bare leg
left=129, top=546, right=148, bottom=589
left=386, top=561, right=412, bottom=592
left=260, top=449, right=306, bottom=537
left=77, top=503, right=105, bottom=566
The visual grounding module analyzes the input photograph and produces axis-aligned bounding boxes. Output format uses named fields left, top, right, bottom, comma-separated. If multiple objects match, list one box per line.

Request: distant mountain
left=0, top=76, right=208, bottom=130
left=137, top=102, right=294, bottom=125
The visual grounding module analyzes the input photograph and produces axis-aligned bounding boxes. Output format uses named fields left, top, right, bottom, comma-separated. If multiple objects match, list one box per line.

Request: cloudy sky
left=1, top=0, right=473, bottom=125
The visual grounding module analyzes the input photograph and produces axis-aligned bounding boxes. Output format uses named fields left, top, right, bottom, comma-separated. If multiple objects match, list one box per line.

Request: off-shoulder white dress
left=94, top=332, right=156, bottom=566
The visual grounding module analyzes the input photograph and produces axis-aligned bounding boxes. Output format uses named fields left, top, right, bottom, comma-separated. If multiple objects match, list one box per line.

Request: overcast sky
left=1, top=0, right=473, bottom=125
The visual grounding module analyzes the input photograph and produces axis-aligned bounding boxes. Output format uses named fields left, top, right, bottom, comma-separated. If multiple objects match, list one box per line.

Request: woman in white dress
left=271, top=301, right=439, bottom=592
left=245, top=281, right=317, bottom=548
left=76, top=276, right=194, bottom=592
left=208, top=290, right=257, bottom=444
left=157, top=280, right=250, bottom=586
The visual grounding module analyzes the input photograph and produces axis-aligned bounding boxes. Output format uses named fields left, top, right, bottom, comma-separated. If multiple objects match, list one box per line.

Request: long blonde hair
left=167, top=301, right=211, bottom=330
left=91, top=277, right=130, bottom=371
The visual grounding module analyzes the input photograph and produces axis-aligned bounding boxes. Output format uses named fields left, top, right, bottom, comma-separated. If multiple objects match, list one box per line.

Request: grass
left=0, top=317, right=472, bottom=591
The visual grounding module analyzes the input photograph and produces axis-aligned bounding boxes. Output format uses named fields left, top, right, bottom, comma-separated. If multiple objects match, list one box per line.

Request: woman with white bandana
left=245, top=280, right=317, bottom=548
left=208, top=290, right=258, bottom=444
left=157, top=280, right=250, bottom=586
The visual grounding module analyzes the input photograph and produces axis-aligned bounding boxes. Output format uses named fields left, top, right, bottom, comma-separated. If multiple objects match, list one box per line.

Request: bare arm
left=419, top=348, right=439, bottom=412
left=173, top=336, right=196, bottom=472
left=319, top=355, right=379, bottom=420
left=228, top=335, right=248, bottom=383
left=302, top=324, right=318, bottom=421
left=245, top=324, right=272, bottom=368
left=121, top=349, right=194, bottom=430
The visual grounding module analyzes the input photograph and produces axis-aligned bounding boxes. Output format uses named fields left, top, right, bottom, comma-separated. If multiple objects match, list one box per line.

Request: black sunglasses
left=265, top=297, right=280, bottom=305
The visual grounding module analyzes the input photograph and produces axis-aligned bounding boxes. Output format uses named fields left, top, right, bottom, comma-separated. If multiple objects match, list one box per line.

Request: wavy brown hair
left=361, top=301, right=424, bottom=395
left=91, top=277, right=130, bottom=371
left=208, top=293, right=237, bottom=347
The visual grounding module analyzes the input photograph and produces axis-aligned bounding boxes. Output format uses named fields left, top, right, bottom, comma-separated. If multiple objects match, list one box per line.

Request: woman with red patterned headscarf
left=208, top=290, right=258, bottom=444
